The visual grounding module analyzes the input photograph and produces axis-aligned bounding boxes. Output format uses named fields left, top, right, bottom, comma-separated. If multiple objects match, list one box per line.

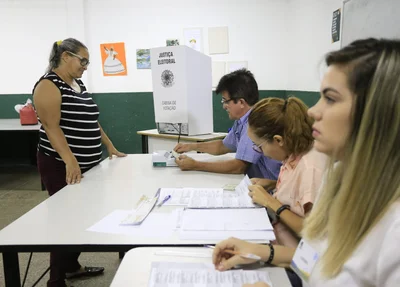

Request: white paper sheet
left=208, top=26, right=229, bottom=54
left=87, top=210, right=177, bottom=238
left=154, top=249, right=213, bottom=258
left=181, top=208, right=273, bottom=231
left=179, top=230, right=275, bottom=241
left=156, top=188, right=192, bottom=206
left=187, top=188, right=223, bottom=208
left=186, top=175, right=256, bottom=209
left=157, top=175, right=255, bottom=209
left=148, top=262, right=273, bottom=287
left=183, top=27, right=203, bottom=52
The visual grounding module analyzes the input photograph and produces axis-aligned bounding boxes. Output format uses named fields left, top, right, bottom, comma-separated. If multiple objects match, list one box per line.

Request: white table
left=137, top=129, right=227, bottom=153
left=0, top=119, right=43, bottom=189
left=0, top=119, right=40, bottom=131
left=111, top=247, right=291, bottom=287
left=0, top=154, right=244, bottom=287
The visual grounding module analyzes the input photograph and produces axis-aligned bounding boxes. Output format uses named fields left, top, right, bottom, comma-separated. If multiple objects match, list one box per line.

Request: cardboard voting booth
left=150, top=46, right=213, bottom=136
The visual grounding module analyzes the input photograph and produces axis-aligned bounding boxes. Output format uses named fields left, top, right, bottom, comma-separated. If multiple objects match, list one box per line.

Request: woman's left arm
left=248, top=185, right=311, bottom=235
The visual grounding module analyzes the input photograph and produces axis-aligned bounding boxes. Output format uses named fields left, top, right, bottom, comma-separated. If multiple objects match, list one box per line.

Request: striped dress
left=33, top=72, right=102, bottom=170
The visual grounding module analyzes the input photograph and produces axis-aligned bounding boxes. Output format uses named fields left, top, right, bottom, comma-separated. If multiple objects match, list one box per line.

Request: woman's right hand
left=212, top=237, right=267, bottom=271
left=65, top=157, right=82, bottom=185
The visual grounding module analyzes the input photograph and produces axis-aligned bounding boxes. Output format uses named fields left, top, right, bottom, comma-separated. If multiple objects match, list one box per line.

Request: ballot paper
left=181, top=208, right=273, bottom=231
left=148, top=262, right=273, bottom=287
left=157, top=175, right=255, bottom=208
left=120, top=195, right=158, bottom=225
left=87, top=210, right=177, bottom=238
left=187, top=175, right=255, bottom=208
left=156, top=188, right=193, bottom=206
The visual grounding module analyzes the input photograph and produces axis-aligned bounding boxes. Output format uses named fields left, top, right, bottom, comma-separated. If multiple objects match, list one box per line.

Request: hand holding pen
left=205, top=245, right=261, bottom=260
left=211, top=238, right=270, bottom=271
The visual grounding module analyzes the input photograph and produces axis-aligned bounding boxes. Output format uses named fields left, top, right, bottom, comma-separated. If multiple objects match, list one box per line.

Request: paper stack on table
left=148, top=262, right=273, bottom=287
left=179, top=208, right=275, bottom=241
left=157, top=175, right=256, bottom=208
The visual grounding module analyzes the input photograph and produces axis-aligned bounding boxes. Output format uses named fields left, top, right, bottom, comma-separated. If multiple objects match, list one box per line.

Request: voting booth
left=150, top=45, right=213, bottom=136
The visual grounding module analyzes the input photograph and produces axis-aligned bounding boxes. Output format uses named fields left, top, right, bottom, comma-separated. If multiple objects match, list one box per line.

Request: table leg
left=141, top=135, right=148, bottom=154
left=2, top=252, right=21, bottom=287
left=118, top=252, right=125, bottom=259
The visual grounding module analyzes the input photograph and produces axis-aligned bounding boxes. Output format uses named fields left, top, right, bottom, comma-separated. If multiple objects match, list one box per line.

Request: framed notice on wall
left=332, top=8, right=341, bottom=43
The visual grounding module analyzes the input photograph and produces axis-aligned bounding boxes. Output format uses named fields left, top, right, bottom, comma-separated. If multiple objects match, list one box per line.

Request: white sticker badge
left=290, top=239, right=319, bottom=282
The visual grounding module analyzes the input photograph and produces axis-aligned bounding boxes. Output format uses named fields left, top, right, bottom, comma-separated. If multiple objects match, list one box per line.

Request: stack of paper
left=120, top=195, right=158, bottom=225
left=179, top=208, right=275, bottom=241
left=182, top=209, right=272, bottom=231
left=87, top=210, right=178, bottom=238
left=148, top=262, right=273, bottom=287
left=156, top=188, right=192, bottom=206
left=157, top=175, right=256, bottom=209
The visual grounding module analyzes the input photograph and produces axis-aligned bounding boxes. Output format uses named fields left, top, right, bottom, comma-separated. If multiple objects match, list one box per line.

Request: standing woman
left=213, top=38, right=400, bottom=287
left=33, top=38, right=126, bottom=287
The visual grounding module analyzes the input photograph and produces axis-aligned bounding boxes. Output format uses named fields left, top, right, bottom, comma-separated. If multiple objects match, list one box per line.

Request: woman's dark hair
left=47, top=38, right=87, bottom=72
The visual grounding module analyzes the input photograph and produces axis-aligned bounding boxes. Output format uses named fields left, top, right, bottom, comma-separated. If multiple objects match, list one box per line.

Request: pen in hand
left=157, top=195, right=171, bottom=207
left=204, top=245, right=261, bottom=260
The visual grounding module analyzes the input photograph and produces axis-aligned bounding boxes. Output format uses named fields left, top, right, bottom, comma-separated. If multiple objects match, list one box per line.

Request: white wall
left=85, top=0, right=289, bottom=92
left=0, top=0, right=90, bottom=94
left=286, top=0, right=343, bottom=91
left=0, top=0, right=343, bottom=94
left=0, top=0, right=67, bottom=94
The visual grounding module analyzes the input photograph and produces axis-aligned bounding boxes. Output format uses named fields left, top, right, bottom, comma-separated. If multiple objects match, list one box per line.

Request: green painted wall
left=285, top=90, right=320, bottom=107
left=0, top=90, right=319, bottom=154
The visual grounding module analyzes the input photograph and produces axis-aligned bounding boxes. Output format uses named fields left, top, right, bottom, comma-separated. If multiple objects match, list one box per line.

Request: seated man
left=174, top=69, right=281, bottom=179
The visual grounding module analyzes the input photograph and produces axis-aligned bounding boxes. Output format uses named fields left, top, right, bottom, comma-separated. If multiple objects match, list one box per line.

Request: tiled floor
left=0, top=166, right=121, bottom=287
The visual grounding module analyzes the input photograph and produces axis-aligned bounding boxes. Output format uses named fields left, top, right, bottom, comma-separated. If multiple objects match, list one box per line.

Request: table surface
left=137, top=129, right=227, bottom=141
left=0, top=119, right=40, bottom=131
left=110, top=247, right=292, bottom=287
left=0, top=154, right=246, bottom=249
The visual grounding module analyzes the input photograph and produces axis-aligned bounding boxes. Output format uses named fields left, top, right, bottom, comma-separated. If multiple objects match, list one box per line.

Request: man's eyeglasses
left=252, top=140, right=267, bottom=153
left=221, top=98, right=234, bottom=105
left=67, top=51, right=90, bottom=67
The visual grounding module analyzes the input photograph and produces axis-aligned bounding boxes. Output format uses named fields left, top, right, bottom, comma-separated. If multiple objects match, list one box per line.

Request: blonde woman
left=212, top=38, right=400, bottom=286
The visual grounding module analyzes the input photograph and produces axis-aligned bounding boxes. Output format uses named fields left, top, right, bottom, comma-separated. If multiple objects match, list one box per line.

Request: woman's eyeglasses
left=67, top=51, right=90, bottom=67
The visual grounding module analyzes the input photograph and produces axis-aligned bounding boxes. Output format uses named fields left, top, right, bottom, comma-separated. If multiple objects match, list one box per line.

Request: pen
left=204, top=245, right=261, bottom=260
left=157, top=195, right=171, bottom=207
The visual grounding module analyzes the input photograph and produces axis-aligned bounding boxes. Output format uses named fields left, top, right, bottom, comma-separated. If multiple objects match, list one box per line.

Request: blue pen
left=157, top=195, right=171, bottom=207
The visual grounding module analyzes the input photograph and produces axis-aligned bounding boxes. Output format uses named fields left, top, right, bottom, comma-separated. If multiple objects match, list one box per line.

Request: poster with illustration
left=183, top=28, right=203, bottom=52
left=100, top=42, right=127, bottom=76
left=136, top=49, right=151, bottom=69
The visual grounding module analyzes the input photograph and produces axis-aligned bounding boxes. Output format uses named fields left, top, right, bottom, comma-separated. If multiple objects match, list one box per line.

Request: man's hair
left=216, top=69, right=259, bottom=105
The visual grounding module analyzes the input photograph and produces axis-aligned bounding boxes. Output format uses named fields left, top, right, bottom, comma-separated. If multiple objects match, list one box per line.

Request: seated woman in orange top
left=247, top=97, right=328, bottom=248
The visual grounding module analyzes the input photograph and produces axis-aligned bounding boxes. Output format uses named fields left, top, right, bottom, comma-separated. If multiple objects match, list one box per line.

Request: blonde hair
left=304, top=38, right=400, bottom=277
left=248, top=97, right=314, bottom=156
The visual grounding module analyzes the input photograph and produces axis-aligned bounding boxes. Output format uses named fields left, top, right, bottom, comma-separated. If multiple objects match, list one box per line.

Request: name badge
left=290, top=239, right=319, bottom=282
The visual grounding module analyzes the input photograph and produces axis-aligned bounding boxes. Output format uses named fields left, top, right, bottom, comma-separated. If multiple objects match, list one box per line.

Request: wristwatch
left=275, top=204, right=290, bottom=220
